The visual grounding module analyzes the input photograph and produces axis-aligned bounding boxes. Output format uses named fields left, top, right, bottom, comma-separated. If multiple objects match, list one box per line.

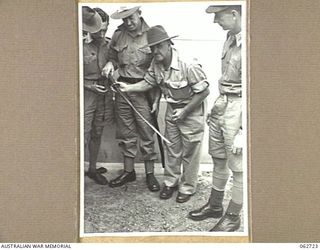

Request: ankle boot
left=145, top=160, right=160, bottom=192
left=209, top=200, right=242, bottom=232
left=109, top=157, right=136, bottom=187
left=188, top=188, right=224, bottom=221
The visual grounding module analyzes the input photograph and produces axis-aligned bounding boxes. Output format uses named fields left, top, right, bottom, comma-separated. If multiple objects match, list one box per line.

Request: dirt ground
left=83, top=164, right=244, bottom=233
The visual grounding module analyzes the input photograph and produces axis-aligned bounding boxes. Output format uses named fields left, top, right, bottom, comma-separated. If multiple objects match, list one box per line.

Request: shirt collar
left=235, top=32, right=241, bottom=47
left=84, top=33, right=93, bottom=44
left=170, top=48, right=180, bottom=71
left=227, top=31, right=242, bottom=47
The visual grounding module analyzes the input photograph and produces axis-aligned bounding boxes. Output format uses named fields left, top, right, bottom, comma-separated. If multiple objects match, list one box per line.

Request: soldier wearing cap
left=188, top=5, right=244, bottom=232
left=82, top=6, right=114, bottom=185
left=101, top=7, right=160, bottom=192
left=116, top=25, right=210, bottom=203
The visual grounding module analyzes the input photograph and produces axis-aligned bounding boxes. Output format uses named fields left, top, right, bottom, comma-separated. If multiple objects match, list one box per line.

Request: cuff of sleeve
left=144, top=74, right=157, bottom=87
left=191, top=80, right=209, bottom=93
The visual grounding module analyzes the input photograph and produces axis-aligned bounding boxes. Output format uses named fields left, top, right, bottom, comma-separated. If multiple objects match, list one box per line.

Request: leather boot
left=145, top=160, right=160, bottom=192
left=109, top=157, right=136, bottom=187
left=209, top=213, right=240, bottom=232
left=188, top=188, right=224, bottom=221
left=86, top=170, right=108, bottom=185
left=209, top=200, right=242, bottom=232
left=188, top=202, right=223, bottom=220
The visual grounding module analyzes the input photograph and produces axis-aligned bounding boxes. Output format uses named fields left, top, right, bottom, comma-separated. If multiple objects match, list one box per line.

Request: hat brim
left=82, top=13, right=102, bottom=33
left=111, top=6, right=140, bottom=19
left=140, top=35, right=178, bottom=49
left=206, top=6, right=229, bottom=14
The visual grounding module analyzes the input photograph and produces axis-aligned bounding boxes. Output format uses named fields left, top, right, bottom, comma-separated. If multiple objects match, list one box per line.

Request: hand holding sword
left=107, top=74, right=172, bottom=146
left=112, top=80, right=130, bottom=93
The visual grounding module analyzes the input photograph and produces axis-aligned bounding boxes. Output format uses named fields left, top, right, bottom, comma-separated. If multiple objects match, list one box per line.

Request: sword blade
left=109, top=75, right=172, bottom=145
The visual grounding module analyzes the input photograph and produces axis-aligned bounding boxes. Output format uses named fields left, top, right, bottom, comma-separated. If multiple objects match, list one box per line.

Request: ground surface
left=84, top=164, right=244, bottom=233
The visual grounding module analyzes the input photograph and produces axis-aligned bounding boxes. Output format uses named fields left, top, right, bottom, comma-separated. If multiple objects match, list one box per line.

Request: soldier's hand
left=231, top=129, right=244, bottom=155
left=115, top=81, right=130, bottom=92
left=91, top=83, right=108, bottom=93
left=172, top=108, right=186, bottom=122
left=102, top=62, right=114, bottom=77
left=151, top=102, right=159, bottom=116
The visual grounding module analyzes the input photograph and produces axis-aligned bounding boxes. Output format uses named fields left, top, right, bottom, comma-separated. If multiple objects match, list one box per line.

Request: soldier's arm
left=182, top=88, right=209, bottom=115
left=116, top=80, right=154, bottom=92
left=102, top=31, right=120, bottom=76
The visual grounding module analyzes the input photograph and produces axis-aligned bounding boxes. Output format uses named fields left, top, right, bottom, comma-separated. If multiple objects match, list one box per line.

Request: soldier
left=102, top=7, right=160, bottom=192
left=116, top=25, right=210, bottom=203
left=188, top=5, right=244, bottom=232
left=82, top=6, right=114, bottom=185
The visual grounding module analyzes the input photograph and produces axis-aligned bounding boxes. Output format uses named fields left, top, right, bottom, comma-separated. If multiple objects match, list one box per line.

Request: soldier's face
left=214, top=11, right=236, bottom=30
left=123, top=12, right=141, bottom=32
left=91, top=22, right=108, bottom=40
left=150, top=41, right=171, bottom=62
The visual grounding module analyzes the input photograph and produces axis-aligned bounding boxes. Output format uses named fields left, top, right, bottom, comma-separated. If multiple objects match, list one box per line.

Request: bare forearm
left=183, top=88, right=210, bottom=114
left=126, top=80, right=153, bottom=92
left=152, top=87, right=161, bottom=103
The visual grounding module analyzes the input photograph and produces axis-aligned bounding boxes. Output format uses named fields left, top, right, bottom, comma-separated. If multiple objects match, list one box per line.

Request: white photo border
left=79, top=0, right=248, bottom=238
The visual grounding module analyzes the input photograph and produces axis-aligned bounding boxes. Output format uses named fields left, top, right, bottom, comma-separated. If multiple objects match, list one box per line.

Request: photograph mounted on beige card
left=78, top=0, right=248, bottom=242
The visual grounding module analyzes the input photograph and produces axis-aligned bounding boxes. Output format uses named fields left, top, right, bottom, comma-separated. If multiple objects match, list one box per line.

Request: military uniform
left=83, top=36, right=114, bottom=150
left=108, top=19, right=157, bottom=163
left=189, top=30, right=243, bottom=231
left=209, top=32, right=242, bottom=170
left=145, top=48, right=209, bottom=195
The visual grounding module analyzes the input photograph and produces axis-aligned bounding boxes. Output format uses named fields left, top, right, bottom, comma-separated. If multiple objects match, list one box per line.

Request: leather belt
left=169, top=103, right=187, bottom=109
left=224, top=92, right=242, bottom=98
left=118, top=76, right=144, bottom=84
left=84, top=78, right=107, bottom=83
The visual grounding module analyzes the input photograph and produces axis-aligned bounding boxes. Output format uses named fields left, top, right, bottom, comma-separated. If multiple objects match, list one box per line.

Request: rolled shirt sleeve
left=144, top=61, right=158, bottom=87
left=187, top=64, right=209, bottom=93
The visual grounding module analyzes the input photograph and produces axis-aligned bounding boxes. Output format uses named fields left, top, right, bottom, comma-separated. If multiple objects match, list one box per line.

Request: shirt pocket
left=228, top=52, right=241, bottom=71
left=136, top=47, right=152, bottom=67
left=167, top=80, right=192, bottom=101
left=83, top=54, right=97, bottom=65
left=225, top=53, right=241, bottom=81
left=114, top=44, right=130, bottom=66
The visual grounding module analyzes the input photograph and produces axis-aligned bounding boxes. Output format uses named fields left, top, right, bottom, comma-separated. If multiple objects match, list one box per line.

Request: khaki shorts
left=208, top=95, right=242, bottom=172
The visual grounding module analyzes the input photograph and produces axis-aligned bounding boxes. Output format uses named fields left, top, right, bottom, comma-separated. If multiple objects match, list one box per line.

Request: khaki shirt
left=108, top=19, right=152, bottom=79
left=219, top=31, right=242, bottom=95
left=145, top=48, right=209, bottom=104
left=83, top=37, right=109, bottom=80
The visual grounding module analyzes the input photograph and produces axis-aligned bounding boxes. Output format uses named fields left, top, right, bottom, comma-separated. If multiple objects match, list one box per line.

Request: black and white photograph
left=79, top=1, right=248, bottom=237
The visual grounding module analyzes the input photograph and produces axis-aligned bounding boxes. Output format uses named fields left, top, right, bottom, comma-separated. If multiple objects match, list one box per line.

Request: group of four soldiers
left=82, top=4, right=244, bottom=232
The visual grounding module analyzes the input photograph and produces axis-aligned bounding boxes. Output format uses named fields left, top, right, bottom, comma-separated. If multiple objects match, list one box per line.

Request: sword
left=148, top=94, right=166, bottom=169
left=108, top=75, right=172, bottom=145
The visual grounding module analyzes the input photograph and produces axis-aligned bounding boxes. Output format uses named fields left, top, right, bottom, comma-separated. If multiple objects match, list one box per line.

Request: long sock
left=226, top=199, right=243, bottom=215
left=144, top=160, right=154, bottom=174
left=124, top=157, right=134, bottom=172
left=212, top=157, right=230, bottom=190
left=231, top=171, right=243, bottom=205
left=209, top=188, right=225, bottom=208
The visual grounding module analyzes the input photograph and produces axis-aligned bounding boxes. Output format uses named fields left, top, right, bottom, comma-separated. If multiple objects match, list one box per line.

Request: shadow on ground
left=84, top=164, right=244, bottom=233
